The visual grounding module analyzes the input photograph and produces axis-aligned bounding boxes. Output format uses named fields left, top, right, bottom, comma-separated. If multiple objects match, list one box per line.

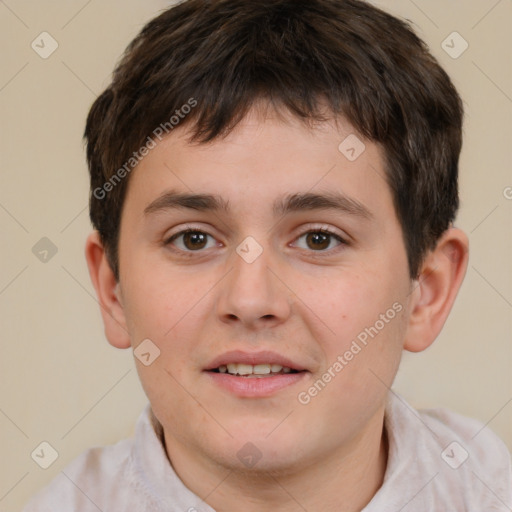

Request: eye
left=166, top=229, right=218, bottom=251
left=293, top=229, right=345, bottom=251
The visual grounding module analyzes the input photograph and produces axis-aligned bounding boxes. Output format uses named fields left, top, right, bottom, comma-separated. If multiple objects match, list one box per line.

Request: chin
left=215, top=446, right=307, bottom=476
left=203, top=426, right=309, bottom=473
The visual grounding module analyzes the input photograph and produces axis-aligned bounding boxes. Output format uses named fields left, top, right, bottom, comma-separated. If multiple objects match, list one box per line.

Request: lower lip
left=204, top=371, right=308, bottom=398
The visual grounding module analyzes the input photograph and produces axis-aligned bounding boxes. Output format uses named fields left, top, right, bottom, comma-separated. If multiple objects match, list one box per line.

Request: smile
left=211, top=363, right=299, bottom=376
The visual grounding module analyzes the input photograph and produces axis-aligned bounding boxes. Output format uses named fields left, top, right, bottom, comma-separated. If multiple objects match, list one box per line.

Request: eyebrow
left=144, top=190, right=372, bottom=220
left=144, top=191, right=230, bottom=215
left=273, top=192, right=372, bottom=219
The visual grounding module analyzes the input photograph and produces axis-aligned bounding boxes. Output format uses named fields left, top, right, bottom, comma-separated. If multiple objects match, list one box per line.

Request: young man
left=24, top=0, right=511, bottom=510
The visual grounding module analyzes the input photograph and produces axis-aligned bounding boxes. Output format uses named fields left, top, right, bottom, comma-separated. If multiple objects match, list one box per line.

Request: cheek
left=120, top=265, right=213, bottom=388
left=121, top=261, right=200, bottom=339
left=303, top=270, right=393, bottom=335
left=123, top=269, right=209, bottom=425
left=299, top=265, right=407, bottom=375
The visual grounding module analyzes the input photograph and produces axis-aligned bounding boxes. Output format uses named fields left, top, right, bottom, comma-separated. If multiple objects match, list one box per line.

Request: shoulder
left=368, top=394, right=512, bottom=511
left=22, top=405, right=163, bottom=512
left=419, top=404, right=511, bottom=469
left=23, top=404, right=216, bottom=512
left=23, top=437, right=135, bottom=512
left=421, top=404, right=512, bottom=509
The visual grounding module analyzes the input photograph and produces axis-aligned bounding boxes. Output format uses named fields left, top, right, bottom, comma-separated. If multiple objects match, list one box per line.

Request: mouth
left=204, top=350, right=309, bottom=397
left=208, top=363, right=301, bottom=378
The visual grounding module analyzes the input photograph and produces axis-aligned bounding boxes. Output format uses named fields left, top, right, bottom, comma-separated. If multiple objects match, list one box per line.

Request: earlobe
left=403, top=227, right=469, bottom=353
left=85, top=232, right=131, bottom=349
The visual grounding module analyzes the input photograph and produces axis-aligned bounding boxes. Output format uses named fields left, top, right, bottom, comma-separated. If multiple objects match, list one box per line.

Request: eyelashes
left=166, top=229, right=218, bottom=251
left=165, top=227, right=348, bottom=255
left=292, top=229, right=345, bottom=251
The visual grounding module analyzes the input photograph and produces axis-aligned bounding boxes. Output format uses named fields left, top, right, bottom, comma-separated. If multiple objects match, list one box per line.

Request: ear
left=85, top=231, right=131, bottom=349
left=403, top=227, right=469, bottom=353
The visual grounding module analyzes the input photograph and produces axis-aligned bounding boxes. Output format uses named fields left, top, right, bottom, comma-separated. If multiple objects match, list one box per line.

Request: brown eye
left=293, top=229, right=345, bottom=252
left=182, top=231, right=207, bottom=250
left=167, top=230, right=215, bottom=251
left=305, top=232, right=331, bottom=250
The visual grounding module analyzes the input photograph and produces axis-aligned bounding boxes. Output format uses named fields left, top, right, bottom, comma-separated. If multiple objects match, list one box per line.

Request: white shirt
left=23, top=393, right=512, bottom=511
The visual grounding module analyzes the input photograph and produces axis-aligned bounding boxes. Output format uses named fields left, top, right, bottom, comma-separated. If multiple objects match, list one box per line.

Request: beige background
left=1, top=0, right=511, bottom=510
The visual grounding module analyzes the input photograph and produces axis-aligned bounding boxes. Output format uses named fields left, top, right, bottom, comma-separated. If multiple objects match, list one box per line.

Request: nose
left=215, top=241, right=292, bottom=330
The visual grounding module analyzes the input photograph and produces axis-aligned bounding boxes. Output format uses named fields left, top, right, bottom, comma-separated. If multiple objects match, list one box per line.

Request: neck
left=163, top=408, right=388, bottom=512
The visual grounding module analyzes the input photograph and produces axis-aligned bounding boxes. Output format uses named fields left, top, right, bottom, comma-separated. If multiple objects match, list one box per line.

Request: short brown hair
left=85, top=0, right=463, bottom=280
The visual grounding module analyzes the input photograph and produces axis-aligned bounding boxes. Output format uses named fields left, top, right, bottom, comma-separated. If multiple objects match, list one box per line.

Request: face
left=115, top=107, right=413, bottom=473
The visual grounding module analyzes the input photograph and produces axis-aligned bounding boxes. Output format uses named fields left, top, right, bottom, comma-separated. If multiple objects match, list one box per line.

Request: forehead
left=123, top=106, right=395, bottom=224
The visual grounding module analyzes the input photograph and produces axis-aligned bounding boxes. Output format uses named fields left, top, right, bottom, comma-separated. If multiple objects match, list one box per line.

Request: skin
left=86, top=105, right=469, bottom=512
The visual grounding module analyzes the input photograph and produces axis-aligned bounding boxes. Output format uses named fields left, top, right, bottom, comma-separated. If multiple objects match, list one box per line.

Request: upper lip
left=205, top=350, right=308, bottom=371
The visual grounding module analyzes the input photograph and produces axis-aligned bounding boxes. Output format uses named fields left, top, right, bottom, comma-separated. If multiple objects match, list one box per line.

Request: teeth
left=236, top=364, right=253, bottom=375
left=253, top=364, right=271, bottom=374
left=220, top=363, right=294, bottom=375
